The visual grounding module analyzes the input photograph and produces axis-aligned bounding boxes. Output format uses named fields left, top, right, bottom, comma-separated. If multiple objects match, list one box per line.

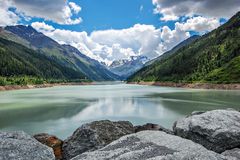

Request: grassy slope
left=128, top=12, right=240, bottom=83
left=0, top=37, right=87, bottom=85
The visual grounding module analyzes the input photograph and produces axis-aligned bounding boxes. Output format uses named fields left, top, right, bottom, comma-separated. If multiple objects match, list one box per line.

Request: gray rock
left=222, top=148, right=240, bottom=160
left=134, top=123, right=173, bottom=134
left=62, top=120, right=135, bottom=160
left=173, top=109, right=240, bottom=153
left=71, top=131, right=228, bottom=160
left=0, top=131, right=55, bottom=160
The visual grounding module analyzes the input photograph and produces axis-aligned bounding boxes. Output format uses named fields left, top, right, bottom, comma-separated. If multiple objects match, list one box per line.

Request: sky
left=0, top=0, right=240, bottom=65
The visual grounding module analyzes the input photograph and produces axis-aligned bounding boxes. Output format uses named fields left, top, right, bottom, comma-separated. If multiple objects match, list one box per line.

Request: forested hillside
left=128, top=12, right=240, bottom=83
left=0, top=37, right=86, bottom=85
left=4, top=25, right=119, bottom=81
left=145, top=35, right=200, bottom=66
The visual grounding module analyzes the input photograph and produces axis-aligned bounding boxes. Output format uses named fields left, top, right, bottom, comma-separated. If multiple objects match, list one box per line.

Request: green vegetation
left=0, top=76, right=90, bottom=86
left=0, top=37, right=89, bottom=86
left=0, top=76, right=44, bottom=86
left=3, top=25, right=118, bottom=81
left=128, top=12, right=240, bottom=84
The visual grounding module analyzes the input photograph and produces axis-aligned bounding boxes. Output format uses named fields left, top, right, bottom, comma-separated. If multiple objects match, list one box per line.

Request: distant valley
left=108, top=56, right=149, bottom=80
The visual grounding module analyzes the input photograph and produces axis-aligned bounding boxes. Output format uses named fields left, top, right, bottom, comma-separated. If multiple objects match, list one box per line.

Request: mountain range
left=1, top=11, right=240, bottom=85
left=0, top=25, right=119, bottom=82
left=108, top=56, right=149, bottom=80
left=128, top=12, right=240, bottom=83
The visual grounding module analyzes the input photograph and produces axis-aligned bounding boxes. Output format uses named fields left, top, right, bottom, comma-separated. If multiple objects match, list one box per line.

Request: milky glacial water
left=0, top=84, right=239, bottom=139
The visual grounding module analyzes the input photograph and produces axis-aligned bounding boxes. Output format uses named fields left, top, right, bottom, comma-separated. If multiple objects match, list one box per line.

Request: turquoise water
left=0, top=84, right=239, bottom=139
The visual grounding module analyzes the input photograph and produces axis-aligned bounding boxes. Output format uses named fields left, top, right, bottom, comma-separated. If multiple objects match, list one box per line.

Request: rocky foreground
left=1, top=109, right=240, bottom=160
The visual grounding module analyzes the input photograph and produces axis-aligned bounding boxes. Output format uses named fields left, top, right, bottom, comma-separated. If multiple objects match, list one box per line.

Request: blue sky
left=1, top=0, right=239, bottom=64
left=18, top=0, right=170, bottom=33
left=77, top=0, right=160, bottom=33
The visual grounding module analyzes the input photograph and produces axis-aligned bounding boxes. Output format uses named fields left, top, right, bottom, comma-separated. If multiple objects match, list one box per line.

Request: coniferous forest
left=128, top=12, right=240, bottom=84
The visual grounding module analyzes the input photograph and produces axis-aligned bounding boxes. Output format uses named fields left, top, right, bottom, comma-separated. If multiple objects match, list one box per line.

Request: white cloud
left=10, top=0, right=82, bottom=25
left=31, top=22, right=54, bottom=32
left=69, top=2, right=82, bottom=14
left=0, top=0, right=19, bottom=26
left=175, top=16, right=220, bottom=33
left=32, top=22, right=191, bottom=65
left=90, top=24, right=163, bottom=59
left=159, top=25, right=190, bottom=53
left=152, top=0, right=240, bottom=21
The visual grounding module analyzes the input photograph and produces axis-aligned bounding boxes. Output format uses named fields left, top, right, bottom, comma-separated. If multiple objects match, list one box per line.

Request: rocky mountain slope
left=128, top=12, right=240, bottom=83
left=1, top=25, right=119, bottom=81
left=109, top=56, right=149, bottom=80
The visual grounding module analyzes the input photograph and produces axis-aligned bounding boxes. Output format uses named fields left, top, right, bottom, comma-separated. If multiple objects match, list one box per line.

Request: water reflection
left=0, top=84, right=239, bottom=139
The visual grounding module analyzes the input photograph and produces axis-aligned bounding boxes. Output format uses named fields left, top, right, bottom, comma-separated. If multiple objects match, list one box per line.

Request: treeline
left=0, top=76, right=90, bottom=86
left=0, top=37, right=89, bottom=86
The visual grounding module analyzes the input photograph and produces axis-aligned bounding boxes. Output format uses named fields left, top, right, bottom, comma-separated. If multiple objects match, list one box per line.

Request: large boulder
left=173, top=109, right=240, bottom=153
left=71, top=131, right=228, bottom=160
left=134, top=123, right=173, bottom=134
left=62, top=120, right=135, bottom=160
left=34, top=133, right=63, bottom=160
left=0, top=131, right=55, bottom=160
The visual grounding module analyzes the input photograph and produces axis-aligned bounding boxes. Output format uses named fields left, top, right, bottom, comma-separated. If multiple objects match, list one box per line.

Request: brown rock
left=34, top=133, right=63, bottom=160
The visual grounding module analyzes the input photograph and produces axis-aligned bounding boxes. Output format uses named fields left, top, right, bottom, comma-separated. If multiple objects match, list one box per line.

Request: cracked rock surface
left=71, top=131, right=227, bottom=160
left=173, top=109, right=240, bottom=153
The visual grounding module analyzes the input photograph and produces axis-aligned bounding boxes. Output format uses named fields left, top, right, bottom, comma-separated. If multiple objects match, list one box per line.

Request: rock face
left=0, top=131, right=55, bottom=160
left=62, top=120, right=135, bottom=160
left=72, top=131, right=228, bottom=160
left=34, top=133, right=63, bottom=160
left=222, top=148, right=240, bottom=160
left=173, top=109, right=240, bottom=153
left=134, top=123, right=173, bottom=134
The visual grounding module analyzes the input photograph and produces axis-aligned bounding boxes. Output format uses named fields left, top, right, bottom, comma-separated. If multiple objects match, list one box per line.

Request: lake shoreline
left=127, top=81, right=240, bottom=90
left=1, top=81, right=240, bottom=91
left=0, top=82, right=93, bottom=91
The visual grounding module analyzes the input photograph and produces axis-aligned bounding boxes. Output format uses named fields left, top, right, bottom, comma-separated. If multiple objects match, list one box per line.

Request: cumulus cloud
left=31, top=22, right=54, bottom=32
left=8, top=0, right=82, bottom=25
left=0, top=0, right=19, bottom=26
left=69, top=2, right=82, bottom=14
left=153, top=0, right=240, bottom=21
left=32, top=22, right=190, bottom=65
left=175, top=16, right=220, bottom=33
left=159, top=25, right=190, bottom=53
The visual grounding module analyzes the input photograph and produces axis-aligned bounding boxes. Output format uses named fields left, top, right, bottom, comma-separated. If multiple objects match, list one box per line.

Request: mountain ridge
left=145, top=35, right=200, bottom=66
left=0, top=37, right=86, bottom=84
left=128, top=12, right=240, bottom=83
left=108, top=56, right=149, bottom=80
left=2, top=25, right=119, bottom=81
